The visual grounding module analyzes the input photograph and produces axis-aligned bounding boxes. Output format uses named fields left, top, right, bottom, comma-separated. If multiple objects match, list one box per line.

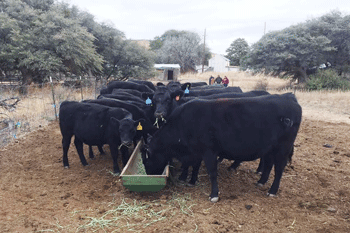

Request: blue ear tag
left=146, top=97, right=152, bottom=105
left=184, top=87, right=189, bottom=94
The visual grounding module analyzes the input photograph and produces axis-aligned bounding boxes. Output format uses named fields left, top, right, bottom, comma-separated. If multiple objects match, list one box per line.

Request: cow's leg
left=88, top=146, right=95, bottom=159
left=217, top=157, right=224, bottom=163
left=120, top=145, right=130, bottom=167
left=228, top=160, right=242, bottom=171
left=268, top=158, right=287, bottom=196
left=62, top=135, right=72, bottom=168
left=267, top=145, right=292, bottom=196
left=109, top=144, right=121, bottom=175
left=188, top=160, right=202, bottom=186
left=178, top=164, right=189, bottom=183
left=256, top=158, right=264, bottom=174
left=74, top=138, right=88, bottom=166
left=256, top=155, right=273, bottom=186
left=202, top=152, right=219, bottom=202
left=98, top=145, right=105, bottom=155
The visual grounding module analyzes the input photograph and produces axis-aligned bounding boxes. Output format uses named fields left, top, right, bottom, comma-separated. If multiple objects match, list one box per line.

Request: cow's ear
left=141, top=92, right=154, bottom=100
left=157, top=82, right=165, bottom=86
left=110, top=117, right=120, bottom=128
left=171, top=90, right=184, bottom=99
left=181, top=82, right=191, bottom=90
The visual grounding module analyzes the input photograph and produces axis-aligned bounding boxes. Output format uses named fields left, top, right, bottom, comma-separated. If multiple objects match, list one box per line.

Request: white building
left=208, top=54, right=239, bottom=72
left=208, top=54, right=230, bottom=72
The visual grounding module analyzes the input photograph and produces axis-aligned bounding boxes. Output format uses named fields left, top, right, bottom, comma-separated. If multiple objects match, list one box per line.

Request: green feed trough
left=120, top=140, right=169, bottom=192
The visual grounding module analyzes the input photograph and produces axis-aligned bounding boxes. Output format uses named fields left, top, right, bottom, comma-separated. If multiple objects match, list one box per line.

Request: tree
left=50, top=3, right=155, bottom=80
left=225, top=38, right=249, bottom=66
left=103, top=40, right=155, bottom=80
left=241, top=23, right=334, bottom=82
left=0, top=0, right=103, bottom=84
left=149, top=30, right=188, bottom=51
left=306, top=11, right=350, bottom=75
left=154, top=30, right=209, bottom=73
left=0, top=0, right=155, bottom=83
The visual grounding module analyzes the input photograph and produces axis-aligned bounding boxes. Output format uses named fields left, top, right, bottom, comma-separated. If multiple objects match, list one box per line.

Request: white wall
left=208, top=54, right=230, bottom=72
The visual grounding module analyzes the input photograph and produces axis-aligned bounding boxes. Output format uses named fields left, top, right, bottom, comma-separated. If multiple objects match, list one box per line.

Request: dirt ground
left=1, top=114, right=350, bottom=232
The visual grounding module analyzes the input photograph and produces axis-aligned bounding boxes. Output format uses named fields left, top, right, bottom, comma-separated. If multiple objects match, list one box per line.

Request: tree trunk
left=295, top=66, right=307, bottom=83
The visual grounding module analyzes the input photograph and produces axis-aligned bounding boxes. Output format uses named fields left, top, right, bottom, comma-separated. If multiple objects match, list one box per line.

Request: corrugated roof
left=154, top=64, right=181, bottom=69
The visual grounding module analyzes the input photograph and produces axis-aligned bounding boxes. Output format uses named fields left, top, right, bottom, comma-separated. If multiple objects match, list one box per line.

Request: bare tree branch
left=0, top=97, right=20, bottom=110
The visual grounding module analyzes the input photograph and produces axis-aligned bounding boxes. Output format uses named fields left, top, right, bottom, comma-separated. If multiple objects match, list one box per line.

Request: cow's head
left=141, top=141, right=167, bottom=175
left=111, top=117, right=145, bottom=147
left=142, top=83, right=190, bottom=121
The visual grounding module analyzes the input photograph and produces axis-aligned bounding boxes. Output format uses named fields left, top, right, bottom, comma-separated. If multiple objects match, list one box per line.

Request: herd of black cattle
left=59, top=79, right=302, bottom=202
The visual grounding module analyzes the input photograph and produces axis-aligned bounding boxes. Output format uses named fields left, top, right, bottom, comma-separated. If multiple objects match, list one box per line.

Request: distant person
left=209, top=76, right=214, bottom=85
left=222, top=76, right=229, bottom=87
left=215, top=75, right=222, bottom=84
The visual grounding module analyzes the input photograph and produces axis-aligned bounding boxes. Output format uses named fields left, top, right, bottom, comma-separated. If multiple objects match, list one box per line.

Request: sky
left=63, top=0, right=350, bottom=55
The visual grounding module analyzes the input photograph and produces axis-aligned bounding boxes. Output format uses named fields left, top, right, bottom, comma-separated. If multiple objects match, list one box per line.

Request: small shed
left=154, top=64, right=180, bottom=81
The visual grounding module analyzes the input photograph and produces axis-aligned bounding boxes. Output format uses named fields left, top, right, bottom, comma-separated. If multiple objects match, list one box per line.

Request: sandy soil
left=1, top=113, right=350, bottom=232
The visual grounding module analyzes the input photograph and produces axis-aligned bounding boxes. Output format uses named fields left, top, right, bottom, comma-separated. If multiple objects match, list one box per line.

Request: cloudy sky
left=63, top=0, right=349, bottom=55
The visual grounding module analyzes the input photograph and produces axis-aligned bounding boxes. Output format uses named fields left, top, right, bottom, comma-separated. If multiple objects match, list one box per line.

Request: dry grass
left=0, top=84, right=96, bottom=146
left=179, top=71, right=292, bottom=92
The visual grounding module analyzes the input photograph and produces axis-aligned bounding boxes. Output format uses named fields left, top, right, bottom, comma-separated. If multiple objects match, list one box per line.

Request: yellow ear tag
left=175, top=95, right=180, bottom=101
left=137, top=122, right=143, bottom=131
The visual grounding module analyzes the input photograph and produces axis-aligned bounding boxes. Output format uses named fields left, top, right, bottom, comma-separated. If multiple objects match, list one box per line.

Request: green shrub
left=306, top=69, right=350, bottom=90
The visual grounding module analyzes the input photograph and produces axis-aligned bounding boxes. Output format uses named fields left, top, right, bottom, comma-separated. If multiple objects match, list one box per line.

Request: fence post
left=94, top=77, right=97, bottom=99
left=50, top=76, right=57, bottom=121
left=80, top=76, right=83, bottom=101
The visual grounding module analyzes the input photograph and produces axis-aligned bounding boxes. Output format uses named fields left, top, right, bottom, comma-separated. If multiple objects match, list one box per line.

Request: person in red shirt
left=222, top=76, right=229, bottom=87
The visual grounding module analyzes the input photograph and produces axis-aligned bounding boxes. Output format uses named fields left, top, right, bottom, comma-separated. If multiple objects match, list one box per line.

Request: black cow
left=142, top=93, right=302, bottom=202
left=128, top=79, right=156, bottom=91
left=59, top=101, right=144, bottom=175
left=111, top=88, right=143, bottom=98
left=201, top=90, right=270, bottom=100
left=105, top=80, right=154, bottom=94
left=83, top=98, right=157, bottom=141
left=190, top=85, right=225, bottom=90
left=175, top=90, right=271, bottom=173
left=185, top=86, right=243, bottom=97
left=189, top=82, right=207, bottom=87
left=98, top=93, right=144, bottom=104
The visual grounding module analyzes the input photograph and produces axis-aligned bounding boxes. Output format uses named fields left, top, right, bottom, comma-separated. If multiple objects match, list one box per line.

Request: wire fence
left=0, top=77, right=106, bottom=148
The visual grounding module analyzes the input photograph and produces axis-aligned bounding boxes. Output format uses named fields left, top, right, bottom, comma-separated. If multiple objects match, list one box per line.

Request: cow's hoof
left=64, top=166, right=69, bottom=169
left=177, top=179, right=186, bottom=184
left=187, top=183, right=195, bottom=187
left=267, top=193, right=277, bottom=197
left=256, top=182, right=264, bottom=187
left=256, top=171, right=262, bottom=175
left=114, top=172, right=121, bottom=176
left=209, top=197, right=219, bottom=203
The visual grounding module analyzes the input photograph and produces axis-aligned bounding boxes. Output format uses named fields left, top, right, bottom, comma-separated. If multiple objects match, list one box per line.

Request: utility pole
left=202, top=28, right=206, bottom=73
